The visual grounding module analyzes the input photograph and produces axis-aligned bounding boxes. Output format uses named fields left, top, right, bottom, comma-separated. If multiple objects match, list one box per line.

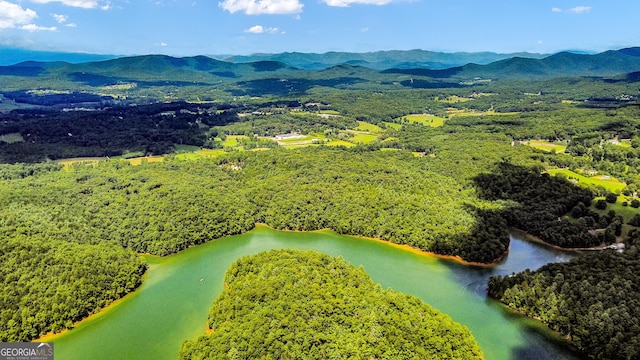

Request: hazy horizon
left=1, top=1, right=638, bottom=57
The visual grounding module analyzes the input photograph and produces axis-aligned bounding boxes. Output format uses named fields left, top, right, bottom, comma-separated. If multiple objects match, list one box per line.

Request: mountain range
left=223, top=50, right=550, bottom=70
left=1, top=47, right=640, bottom=97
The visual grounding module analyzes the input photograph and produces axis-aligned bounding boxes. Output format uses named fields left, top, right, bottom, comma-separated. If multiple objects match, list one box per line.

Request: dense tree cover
left=211, top=112, right=357, bottom=138
left=3, top=66, right=640, bottom=356
left=1, top=149, right=507, bottom=261
left=474, top=162, right=599, bottom=248
left=0, top=102, right=230, bottom=162
left=180, top=250, right=483, bottom=360
left=0, top=161, right=62, bottom=180
left=488, top=246, right=640, bottom=359
left=0, top=232, right=145, bottom=341
left=1, top=90, right=112, bottom=106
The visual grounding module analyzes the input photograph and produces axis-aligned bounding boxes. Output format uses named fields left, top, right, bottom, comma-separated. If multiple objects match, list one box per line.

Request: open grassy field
left=318, top=110, right=341, bottom=115
left=591, top=196, right=640, bottom=224
left=349, top=133, right=378, bottom=143
left=547, top=169, right=626, bottom=193
left=436, top=95, right=472, bottom=103
left=354, top=121, right=383, bottom=133
left=612, top=139, right=632, bottom=148
left=57, top=157, right=106, bottom=166
left=57, top=155, right=165, bottom=167
left=528, top=140, right=567, bottom=153
left=382, top=122, right=402, bottom=130
left=221, top=135, right=248, bottom=148
left=277, top=135, right=314, bottom=143
left=325, top=139, right=356, bottom=148
left=446, top=108, right=520, bottom=117
left=0, top=133, right=25, bottom=143
left=399, top=114, right=445, bottom=127
left=127, top=156, right=164, bottom=165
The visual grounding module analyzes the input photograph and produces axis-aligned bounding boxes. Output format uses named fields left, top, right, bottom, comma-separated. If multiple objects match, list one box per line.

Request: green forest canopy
left=488, top=245, right=640, bottom=360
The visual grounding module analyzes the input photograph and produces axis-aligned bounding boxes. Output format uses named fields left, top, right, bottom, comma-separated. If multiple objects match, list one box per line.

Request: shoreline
left=34, top=224, right=543, bottom=342
left=253, top=223, right=506, bottom=267
left=34, top=269, right=150, bottom=342
left=509, top=228, right=613, bottom=252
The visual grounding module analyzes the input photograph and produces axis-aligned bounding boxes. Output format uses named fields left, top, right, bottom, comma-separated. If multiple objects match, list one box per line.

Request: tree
left=595, top=200, right=608, bottom=210
left=605, top=193, right=618, bottom=204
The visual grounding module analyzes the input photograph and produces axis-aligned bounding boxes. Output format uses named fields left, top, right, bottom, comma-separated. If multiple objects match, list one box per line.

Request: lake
left=49, top=226, right=582, bottom=359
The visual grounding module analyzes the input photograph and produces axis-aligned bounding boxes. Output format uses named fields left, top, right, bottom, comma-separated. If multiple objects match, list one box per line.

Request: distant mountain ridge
left=0, top=48, right=117, bottom=66
left=224, top=49, right=550, bottom=70
left=2, top=47, right=640, bottom=96
left=382, top=47, right=640, bottom=80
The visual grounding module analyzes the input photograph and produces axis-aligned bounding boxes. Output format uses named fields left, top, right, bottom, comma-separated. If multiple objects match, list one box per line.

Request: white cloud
left=567, top=6, right=591, bottom=14
left=52, top=13, right=68, bottom=23
left=21, top=24, right=57, bottom=32
left=0, top=1, right=37, bottom=30
left=65, top=22, right=77, bottom=27
left=219, top=0, right=303, bottom=15
left=30, top=0, right=107, bottom=9
left=360, top=27, right=369, bottom=32
left=322, top=0, right=392, bottom=7
left=160, top=42, right=168, bottom=46
left=245, top=25, right=279, bottom=34
left=551, top=7, right=562, bottom=12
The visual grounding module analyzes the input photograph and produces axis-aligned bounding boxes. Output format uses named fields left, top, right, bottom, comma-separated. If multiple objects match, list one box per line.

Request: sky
left=0, top=0, right=639, bottom=56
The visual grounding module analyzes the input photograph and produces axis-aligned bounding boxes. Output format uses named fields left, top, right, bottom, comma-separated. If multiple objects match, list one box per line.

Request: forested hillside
left=3, top=48, right=640, bottom=358
left=474, top=162, right=597, bottom=248
left=0, top=233, right=145, bottom=341
left=0, top=149, right=502, bottom=261
left=179, top=249, right=483, bottom=359
left=488, top=246, right=640, bottom=359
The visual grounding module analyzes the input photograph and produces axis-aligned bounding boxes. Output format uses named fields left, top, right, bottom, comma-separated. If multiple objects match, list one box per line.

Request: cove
left=49, top=226, right=582, bottom=360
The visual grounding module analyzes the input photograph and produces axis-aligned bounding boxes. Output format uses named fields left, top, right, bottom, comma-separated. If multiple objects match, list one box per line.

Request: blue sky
left=0, top=0, right=639, bottom=56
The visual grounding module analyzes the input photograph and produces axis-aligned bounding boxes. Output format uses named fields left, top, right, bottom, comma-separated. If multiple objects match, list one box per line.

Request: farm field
left=590, top=197, right=640, bottom=224
left=398, top=114, right=445, bottom=127
left=325, top=139, right=356, bottom=147
left=546, top=168, right=626, bottom=193
left=527, top=140, right=567, bottom=153
left=354, top=121, right=383, bottom=133
left=0, top=132, right=24, bottom=143
left=382, top=121, right=402, bottom=130
left=348, top=132, right=378, bottom=143
left=436, top=95, right=472, bottom=103
left=221, top=135, right=247, bottom=148
left=446, top=108, right=520, bottom=117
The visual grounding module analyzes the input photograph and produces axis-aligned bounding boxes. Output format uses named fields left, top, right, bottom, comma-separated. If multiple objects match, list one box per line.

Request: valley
left=2, top=48, right=640, bottom=359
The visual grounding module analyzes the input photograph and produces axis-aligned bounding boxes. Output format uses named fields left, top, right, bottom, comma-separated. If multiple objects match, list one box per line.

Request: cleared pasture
left=547, top=169, right=626, bottom=193
left=399, top=114, right=445, bottom=127
left=354, top=121, right=383, bottom=133
left=349, top=133, right=378, bottom=143
left=382, top=122, right=402, bottom=130
left=221, top=135, right=248, bottom=148
left=0, top=133, right=25, bottom=143
left=590, top=197, right=640, bottom=224
left=326, top=139, right=356, bottom=148
left=528, top=140, right=567, bottom=153
left=437, top=95, right=472, bottom=103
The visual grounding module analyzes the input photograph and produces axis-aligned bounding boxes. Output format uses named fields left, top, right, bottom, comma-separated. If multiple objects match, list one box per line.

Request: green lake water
left=50, top=226, right=582, bottom=360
